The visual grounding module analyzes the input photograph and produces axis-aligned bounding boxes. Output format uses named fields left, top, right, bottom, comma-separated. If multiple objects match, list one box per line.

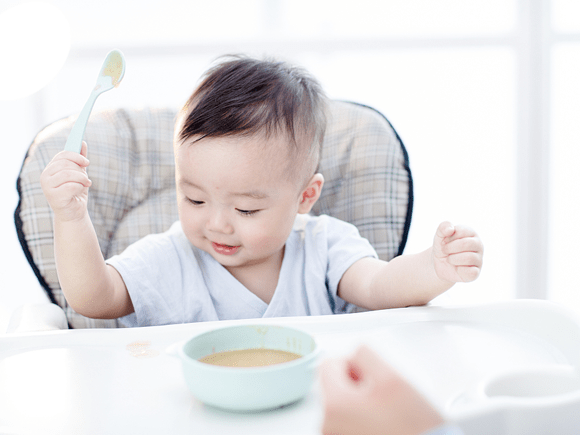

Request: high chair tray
left=1, top=299, right=579, bottom=435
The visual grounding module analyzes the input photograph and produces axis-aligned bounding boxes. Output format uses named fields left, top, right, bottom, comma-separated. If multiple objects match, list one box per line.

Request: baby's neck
left=224, top=247, right=285, bottom=304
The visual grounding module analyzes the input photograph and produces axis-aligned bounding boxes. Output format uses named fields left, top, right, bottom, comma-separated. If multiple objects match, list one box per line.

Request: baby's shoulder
left=292, top=214, right=359, bottom=239
left=122, top=220, right=188, bottom=254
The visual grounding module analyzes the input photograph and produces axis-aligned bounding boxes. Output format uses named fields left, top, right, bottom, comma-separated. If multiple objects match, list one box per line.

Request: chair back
left=15, top=100, right=413, bottom=328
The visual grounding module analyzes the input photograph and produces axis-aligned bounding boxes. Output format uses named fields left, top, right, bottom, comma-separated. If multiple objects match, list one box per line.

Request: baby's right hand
left=40, top=141, right=92, bottom=222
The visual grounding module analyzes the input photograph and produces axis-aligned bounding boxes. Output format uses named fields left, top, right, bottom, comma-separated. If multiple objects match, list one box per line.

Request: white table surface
left=2, top=300, right=580, bottom=435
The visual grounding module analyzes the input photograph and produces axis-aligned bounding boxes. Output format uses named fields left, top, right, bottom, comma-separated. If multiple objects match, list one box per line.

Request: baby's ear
left=298, top=173, right=324, bottom=214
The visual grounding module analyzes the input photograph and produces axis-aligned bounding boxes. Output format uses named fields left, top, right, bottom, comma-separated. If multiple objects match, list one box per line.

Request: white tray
left=1, top=299, right=579, bottom=435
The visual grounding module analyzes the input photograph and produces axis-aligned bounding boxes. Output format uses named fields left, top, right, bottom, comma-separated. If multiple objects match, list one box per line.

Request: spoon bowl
left=97, top=50, right=125, bottom=91
left=64, top=49, right=126, bottom=153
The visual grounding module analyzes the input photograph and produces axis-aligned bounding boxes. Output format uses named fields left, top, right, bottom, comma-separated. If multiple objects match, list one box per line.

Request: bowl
left=167, top=324, right=319, bottom=411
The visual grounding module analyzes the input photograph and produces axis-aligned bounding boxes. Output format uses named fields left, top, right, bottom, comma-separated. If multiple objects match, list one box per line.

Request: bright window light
left=0, top=2, right=70, bottom=100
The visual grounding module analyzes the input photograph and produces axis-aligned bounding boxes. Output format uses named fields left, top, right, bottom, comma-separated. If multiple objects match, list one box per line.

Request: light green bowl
left=169, top=324, right=319, bottom=411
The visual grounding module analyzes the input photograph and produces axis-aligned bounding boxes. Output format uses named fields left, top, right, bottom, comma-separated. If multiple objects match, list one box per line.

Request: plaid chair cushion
left=15, top=100, right=412, bottom=329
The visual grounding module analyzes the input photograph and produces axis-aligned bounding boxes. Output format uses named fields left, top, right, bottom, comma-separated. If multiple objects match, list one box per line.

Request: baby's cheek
left=247, top=227, right=286, bottom=252
left=179, top=213, right=204, bottom=243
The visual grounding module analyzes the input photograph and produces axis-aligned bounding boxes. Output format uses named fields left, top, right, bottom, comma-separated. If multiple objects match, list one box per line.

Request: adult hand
left=319, top=345, right=444, bottom=435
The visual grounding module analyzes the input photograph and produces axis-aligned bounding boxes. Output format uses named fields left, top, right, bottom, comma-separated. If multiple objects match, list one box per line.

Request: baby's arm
left=40, top=142, right=133, bottom=319
left=339, top=222, right=483, bottom=309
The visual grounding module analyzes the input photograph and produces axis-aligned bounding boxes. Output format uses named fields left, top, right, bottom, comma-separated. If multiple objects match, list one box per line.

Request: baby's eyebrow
left=231, top=190, right=269, bottom=200
left=179, top=179, right=204, bottom=190
left=179, top=179, right=269, bottom=200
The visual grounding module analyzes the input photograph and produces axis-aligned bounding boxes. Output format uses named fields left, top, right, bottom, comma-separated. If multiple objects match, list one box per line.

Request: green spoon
left=64, top=49, right=126, bottom=153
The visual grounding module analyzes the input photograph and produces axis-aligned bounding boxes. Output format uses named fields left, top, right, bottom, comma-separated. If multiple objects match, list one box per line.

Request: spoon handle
left=63, top=89, right=101, bottom=153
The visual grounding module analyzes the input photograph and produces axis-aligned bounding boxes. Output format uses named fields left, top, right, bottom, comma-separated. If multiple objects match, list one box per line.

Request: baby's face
left=175, top=134, right=305, bottom=274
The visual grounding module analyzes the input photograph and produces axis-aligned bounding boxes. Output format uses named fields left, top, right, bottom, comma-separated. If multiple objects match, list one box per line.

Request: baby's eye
left=188, top=198, right=204, bottom=206
left=237, top=209, right=260, bottom=216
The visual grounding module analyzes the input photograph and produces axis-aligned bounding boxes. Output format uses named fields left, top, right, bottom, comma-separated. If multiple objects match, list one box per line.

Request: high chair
left=13, top=100, right=413, bottom=330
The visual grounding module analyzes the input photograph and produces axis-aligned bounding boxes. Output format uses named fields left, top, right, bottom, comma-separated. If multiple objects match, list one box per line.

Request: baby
left=41, top=55, right=483, bottom=327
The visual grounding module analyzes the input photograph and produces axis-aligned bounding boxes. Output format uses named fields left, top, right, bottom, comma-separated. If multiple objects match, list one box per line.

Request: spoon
left=64, top=49, right=126, bottom=153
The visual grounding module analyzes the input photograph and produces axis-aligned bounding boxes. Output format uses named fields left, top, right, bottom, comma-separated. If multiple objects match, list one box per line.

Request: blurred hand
left=319, top=345, right=444, bottom=435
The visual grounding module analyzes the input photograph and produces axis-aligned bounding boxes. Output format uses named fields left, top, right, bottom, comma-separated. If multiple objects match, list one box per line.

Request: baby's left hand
left=432, top=221, right=483, bottom=283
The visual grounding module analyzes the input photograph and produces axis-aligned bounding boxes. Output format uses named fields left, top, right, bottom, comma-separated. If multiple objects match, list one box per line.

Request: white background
left=1, top=0, right=579, bottom=331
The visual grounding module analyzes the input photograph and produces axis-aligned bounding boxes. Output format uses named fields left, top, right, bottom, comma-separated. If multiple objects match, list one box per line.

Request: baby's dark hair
left=177, top=55, right=328, bottom=182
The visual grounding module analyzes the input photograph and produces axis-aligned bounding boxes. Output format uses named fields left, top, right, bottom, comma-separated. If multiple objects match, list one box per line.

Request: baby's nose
left=206, top=210, right=234, bottom=234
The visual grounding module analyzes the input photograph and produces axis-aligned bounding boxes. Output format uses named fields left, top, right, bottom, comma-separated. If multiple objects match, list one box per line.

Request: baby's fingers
left=442, top=224, right=479, bottom=242
left=42, top=152, right=90, bottom=183
left=442, top=236, right=483, bottom=256
left=435, top=221, right=455, bottom=241
left=446, top=251, right=482, bottom=267
left=46, top=169, right=92, bottom=189
left=455, top=265, right=481, bottom=282
left=80, top=141, right=89, bottom=158
left=46, top=150, right=90, bottom=172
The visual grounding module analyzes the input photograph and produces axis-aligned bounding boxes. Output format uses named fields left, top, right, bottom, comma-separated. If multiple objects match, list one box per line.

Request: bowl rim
left=178, top=324, right=319, bottom=373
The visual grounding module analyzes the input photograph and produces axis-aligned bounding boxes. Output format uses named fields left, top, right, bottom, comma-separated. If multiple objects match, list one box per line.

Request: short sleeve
left=106, top=222, right=203, bottom=326
left=324, top=216, right=378, bottom=298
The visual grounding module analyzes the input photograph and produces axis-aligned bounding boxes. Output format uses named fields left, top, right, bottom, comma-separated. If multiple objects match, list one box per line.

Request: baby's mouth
left=211, top=242, right=240, bottom=256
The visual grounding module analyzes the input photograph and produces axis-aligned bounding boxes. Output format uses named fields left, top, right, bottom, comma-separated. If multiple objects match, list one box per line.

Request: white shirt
left=107, top=214, right=377, bottom=327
